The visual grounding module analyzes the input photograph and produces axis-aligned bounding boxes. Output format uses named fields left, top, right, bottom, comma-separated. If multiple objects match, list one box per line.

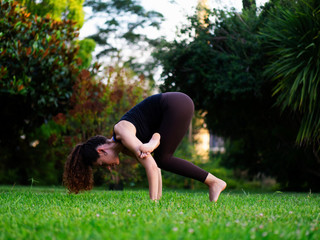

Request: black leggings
left=154, top=92, right=209, bottom=183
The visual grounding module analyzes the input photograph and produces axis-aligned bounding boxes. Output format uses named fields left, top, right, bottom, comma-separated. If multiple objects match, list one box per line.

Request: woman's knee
left=178, top=92, right=194, bottom=115
left=164, top=92, right=194, bottom=117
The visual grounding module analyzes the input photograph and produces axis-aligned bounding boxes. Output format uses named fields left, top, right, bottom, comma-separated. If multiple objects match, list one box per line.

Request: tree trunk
left=242, top=0, right=256, bottom=10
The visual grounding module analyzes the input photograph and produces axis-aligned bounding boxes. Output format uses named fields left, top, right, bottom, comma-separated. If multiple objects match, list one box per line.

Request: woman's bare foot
left=204, top=173, right=227, bottom=202
left=139, top=133, right=161, bottom=157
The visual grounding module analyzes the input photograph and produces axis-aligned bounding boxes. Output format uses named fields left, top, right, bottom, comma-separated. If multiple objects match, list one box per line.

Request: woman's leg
left=154, top=92, right=226, bottom=201
left=154, top=92, right=208, bottom=182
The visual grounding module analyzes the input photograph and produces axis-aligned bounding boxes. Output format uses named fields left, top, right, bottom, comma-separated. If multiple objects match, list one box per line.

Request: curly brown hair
left=63, top=136, right=107, bottom=193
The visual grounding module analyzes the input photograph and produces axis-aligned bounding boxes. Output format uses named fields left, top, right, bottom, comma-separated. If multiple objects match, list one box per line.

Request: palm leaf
left=261, top=0, right=320, bottom=146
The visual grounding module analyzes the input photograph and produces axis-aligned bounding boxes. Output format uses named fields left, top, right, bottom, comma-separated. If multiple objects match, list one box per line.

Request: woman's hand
left=139, top=133, right=161, bottom=158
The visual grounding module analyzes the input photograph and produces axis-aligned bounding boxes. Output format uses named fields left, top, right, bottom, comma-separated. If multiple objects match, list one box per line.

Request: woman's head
left=63, top=135, right=119, bottom=193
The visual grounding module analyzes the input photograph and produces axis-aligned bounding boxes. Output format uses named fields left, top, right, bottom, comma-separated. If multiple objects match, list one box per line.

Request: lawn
left=0, top=186, right=319, bottom=240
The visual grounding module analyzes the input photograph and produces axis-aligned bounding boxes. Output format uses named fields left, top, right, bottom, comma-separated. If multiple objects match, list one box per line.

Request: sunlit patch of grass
left=0, top=186, right=319, bottom=239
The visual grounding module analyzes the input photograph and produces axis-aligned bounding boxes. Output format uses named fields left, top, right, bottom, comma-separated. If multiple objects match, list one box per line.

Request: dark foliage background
left=0, top=0, right=80, bottom=184
left=153, top=0, right=320, bottom=190
left=1, top=0, right=319, bottom=191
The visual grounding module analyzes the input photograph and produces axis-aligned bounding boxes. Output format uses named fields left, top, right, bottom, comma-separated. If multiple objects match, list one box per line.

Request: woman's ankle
left=204, top=173, right=218, bottom=186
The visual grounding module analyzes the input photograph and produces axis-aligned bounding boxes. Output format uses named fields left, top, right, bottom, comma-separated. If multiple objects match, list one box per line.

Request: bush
left=45, top=64, right=152, bottom=187
left=261, top=0, right=320, bottom=146
left=0, top=0, right=80, bottom=184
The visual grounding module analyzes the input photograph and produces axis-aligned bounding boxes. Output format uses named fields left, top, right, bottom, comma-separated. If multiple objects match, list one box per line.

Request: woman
left=63, top=92, right=226, bottom=202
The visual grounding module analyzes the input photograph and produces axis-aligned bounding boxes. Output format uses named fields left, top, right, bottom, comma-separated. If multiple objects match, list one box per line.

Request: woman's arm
left=142, top=155, right=160, bottom=200
left=114, top=121, right=160, bottom=200
left=157, top=168, right=162, bottom=199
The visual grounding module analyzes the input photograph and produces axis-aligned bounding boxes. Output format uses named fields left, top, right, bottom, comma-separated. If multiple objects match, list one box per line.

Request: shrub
left=0, top=0, right=80, bottom=184
left=261, top=0, right=320, bottom=146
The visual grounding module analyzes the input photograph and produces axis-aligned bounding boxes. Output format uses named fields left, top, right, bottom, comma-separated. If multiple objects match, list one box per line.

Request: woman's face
left=95, top=143, right=120, bottom=168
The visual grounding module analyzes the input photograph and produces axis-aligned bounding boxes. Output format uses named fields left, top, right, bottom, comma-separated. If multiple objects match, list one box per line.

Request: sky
left=80, top=0, right=269, bottom=40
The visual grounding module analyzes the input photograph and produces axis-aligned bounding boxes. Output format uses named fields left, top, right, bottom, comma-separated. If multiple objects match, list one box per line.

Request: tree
left=0, top=0, right=80, bottom=135
left=242, top=0, right=256, bottom=10
left=0, top=0, right=80, bottom=184
left=84, top=0, right=164, bottom=75
left=17, top=0, right=85, bottom=27
left=153, top=2, right=320, bottom=190
left=261, top=0, right=320, bottom=147
left=77, top=38, right=96, bottom=69
left=17, top=0, right=97, bottom=70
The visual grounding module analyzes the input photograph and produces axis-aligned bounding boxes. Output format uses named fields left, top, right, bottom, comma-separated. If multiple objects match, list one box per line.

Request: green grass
left=0, top=186, right=319, bottom=240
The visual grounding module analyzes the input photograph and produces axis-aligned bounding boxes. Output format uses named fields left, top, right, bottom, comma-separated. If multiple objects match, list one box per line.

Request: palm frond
left=261, top=0, right=320, bottom=146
